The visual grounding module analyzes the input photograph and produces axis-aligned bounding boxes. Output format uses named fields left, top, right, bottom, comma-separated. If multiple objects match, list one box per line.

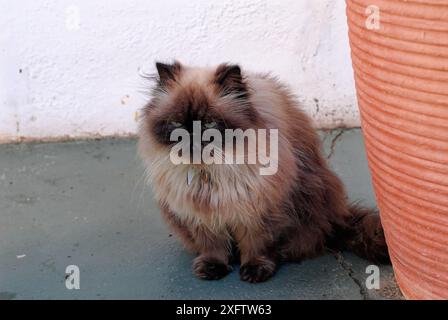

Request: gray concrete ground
left=0, top=129, right=402, bottom=300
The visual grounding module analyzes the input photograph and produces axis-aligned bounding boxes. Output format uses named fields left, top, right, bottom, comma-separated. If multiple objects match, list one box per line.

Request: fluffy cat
left=138, top=61, right=389, bottom=283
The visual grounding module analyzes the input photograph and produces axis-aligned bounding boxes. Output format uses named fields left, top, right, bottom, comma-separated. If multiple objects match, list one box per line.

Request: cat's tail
left=328, top=203, right=390, bottom=264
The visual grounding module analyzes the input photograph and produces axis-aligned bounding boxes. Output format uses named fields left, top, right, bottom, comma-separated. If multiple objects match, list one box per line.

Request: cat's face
left=142, top=62, right=258, bottom=149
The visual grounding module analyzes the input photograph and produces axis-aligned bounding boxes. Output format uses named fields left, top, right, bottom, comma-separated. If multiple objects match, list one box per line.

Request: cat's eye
left=171, top=121, right=182, bottom=128
left=204, top=122, right=217, bottom=129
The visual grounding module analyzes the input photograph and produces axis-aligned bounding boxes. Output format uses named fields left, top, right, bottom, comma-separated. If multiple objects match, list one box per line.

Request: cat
left=138, top=61, right=389, bottom=283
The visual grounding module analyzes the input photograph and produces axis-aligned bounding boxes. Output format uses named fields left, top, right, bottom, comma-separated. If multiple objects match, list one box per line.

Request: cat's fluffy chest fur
left=143, top=150, right=277, bottom=232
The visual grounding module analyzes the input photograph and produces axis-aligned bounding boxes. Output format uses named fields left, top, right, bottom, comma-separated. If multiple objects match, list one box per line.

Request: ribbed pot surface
left=346, top=0, right=448, bottom=299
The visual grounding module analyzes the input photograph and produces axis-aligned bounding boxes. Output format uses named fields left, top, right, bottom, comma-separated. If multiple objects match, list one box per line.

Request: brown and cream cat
left=138, top=61, right=389, bottom=283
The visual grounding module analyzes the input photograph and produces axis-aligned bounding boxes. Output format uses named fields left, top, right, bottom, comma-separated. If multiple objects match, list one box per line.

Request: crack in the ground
left=326, top=129, right=345, bottom=160
left=333, top=251, right=369, bottom=300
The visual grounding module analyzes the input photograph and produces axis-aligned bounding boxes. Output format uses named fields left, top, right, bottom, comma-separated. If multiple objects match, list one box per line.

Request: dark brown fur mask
left=143, top=62, right=259, bottom=148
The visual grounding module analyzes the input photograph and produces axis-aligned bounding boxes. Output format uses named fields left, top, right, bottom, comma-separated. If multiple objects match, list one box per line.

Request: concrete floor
left=0, top=129, right=402, bottom=300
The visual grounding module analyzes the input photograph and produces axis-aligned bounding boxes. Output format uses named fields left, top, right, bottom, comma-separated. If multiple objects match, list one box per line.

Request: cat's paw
left=193, top=257, right=232, bottom=280
left=240, top=258, right=276, bottom=283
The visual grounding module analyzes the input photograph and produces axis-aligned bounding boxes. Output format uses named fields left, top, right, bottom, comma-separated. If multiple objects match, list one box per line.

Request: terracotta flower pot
left=346, top=0, right=448, bottom=299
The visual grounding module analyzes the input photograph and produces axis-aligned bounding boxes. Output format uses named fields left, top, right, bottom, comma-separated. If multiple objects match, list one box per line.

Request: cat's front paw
left=240, top=258, right=276, bottom=283
left=193, top=257, right=232, bottom=280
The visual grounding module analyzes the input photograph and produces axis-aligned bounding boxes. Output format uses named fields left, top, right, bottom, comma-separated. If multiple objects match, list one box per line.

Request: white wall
left=0, top=0, right=358, bottom=143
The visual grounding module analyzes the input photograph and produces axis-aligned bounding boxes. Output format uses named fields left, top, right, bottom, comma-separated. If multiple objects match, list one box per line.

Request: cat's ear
left=155, top=61, right=182, bottom=86
left=214, top=64, right=248, bottom=98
